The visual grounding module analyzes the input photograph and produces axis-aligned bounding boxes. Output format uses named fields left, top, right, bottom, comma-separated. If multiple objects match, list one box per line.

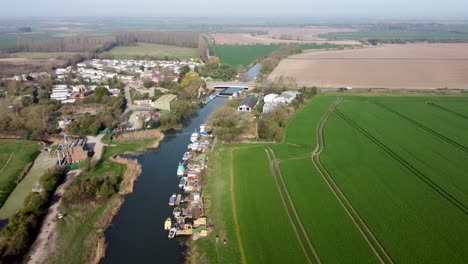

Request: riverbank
left=47, top=130, right=164, bottom=264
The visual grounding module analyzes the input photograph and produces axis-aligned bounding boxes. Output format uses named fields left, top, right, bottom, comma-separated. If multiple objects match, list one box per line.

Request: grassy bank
left=51, top=132, right=164, bottom=264
left=0, top=139, right=39, bottom=209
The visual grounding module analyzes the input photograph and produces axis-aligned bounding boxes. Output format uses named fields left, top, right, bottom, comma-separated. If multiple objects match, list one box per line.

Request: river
left=247, top=62, right=261, bottom=80
left=102, top=97, right=225, bottom=264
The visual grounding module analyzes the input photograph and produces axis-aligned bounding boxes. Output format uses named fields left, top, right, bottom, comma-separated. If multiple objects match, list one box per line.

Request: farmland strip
left=429, top=103, right=468, bottom=121
left=311, top=98, right=393, bottom=264
left=229, top=150, right=247, bottom=264
left=264, top=148, right=315, bottom=264
left=374, top=102, right=468, bottom=153
left=267, top=147, right=322, bottom=264
left=334, top=109, right=468, bottom=215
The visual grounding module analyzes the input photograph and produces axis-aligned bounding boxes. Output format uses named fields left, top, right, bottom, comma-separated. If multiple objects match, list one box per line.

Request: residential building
left=238, top=95, right=258, bottom=112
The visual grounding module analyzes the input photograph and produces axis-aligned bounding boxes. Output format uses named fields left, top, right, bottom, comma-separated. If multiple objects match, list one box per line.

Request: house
left=238, top=95, right=258, bottom=112
left=262, top=91, right=300, bottom=113
left=153, top=94, right=177, bottom=111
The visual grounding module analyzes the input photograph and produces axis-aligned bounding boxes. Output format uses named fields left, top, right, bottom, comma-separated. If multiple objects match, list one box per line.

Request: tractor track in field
left=264, top=148, right=316, bottom=264
left=374, top=102, right=468, bottom=153
left=266, top=147, right=322, bottom=264
left=429, top=103, right=468, bottom=121
left=0, top=153, right=13, bottom=175
left=229, top=149, right=247, bottom=264
left=334, top=109, right=468, bottom=216
left=312, top=97, right=394, bottom=264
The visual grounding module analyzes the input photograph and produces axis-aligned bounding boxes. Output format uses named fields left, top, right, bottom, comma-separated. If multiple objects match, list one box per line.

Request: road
left=26, top=170, right=81, bottom=264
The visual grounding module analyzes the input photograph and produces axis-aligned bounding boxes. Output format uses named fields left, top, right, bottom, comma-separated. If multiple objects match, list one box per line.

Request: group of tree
left=198, top=56, right=236, bottom=81
left=0, top=167, right=66, bottom=263
left=16, top=35, right=117, bottom=53
left=206, top=105, right=244, bottom=142
left=159, top=100, right=199, bottom=130
left=113, top=31, right=199, bottom=48
left=259, top=44, right=305, bottom=76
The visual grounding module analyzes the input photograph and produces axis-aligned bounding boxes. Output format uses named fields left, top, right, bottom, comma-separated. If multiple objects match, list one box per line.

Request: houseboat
left=182, top=151, right=191, bottom=161
left=190, top=142, right=199, bottom=151
left=199, top=124, right=206, bottom=133
left=173, top=207, right=181, bottom=217
left=169, top=193, right=176, bottom=206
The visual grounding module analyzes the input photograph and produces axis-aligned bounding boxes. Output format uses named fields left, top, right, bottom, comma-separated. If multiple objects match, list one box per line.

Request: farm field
left=214, top=44, right=342, bottom=67
left=209, top=33, right=361, bottom=45
left=104, top=43, right=198, bottom=59
left=318, top=24, right=468, bottom=41
left=0, top=139, right=39, bottom=209
left=196, top=94, right=468, bottom=263
left=7, top=52, right=80, bottom=59
left=269, top=43, right=468, bottom=89
left=0, top=33, right=63, bottom=51
left=239, top=26, right=358, bottom=40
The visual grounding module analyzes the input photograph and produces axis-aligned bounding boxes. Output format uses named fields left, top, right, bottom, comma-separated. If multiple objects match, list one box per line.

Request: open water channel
left=103, top=97, right=225, bottom=263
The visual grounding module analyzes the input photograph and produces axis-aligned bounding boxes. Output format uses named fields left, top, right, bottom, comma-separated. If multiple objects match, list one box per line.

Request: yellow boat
left=164, top=217, right=172, bottom=230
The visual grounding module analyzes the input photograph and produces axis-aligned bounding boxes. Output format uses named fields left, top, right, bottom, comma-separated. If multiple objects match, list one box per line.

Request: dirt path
left=87, top=134, right=105, bottom=161
left=26, top=170, right=81, bottom=264
left=229, top=150, right=247, bottom=264
left=311, top=97, right=394, bottom=264
left=264, top=148, right=316, bottom=264
left=0, top=153, right=13, bottom=175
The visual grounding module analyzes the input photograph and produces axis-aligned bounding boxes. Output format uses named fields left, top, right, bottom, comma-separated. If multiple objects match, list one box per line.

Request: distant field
left=196, top=94, right=468, bottom=263
left=214, top=44, right=340, bottom=67
left=104, top=43, right=198, bottom=59
left=0, top=139, right=39, bottom=209
left=239, top=26, right=358, bottom=40
left=7, top=52, right=80, bottom=59
left=269, top=43, right=468, bottom=89
left=319, top=24, right=468, bottom=41
left=0, top=33, right=62, bottom=51
left=209, top=33, right=361, bottom=46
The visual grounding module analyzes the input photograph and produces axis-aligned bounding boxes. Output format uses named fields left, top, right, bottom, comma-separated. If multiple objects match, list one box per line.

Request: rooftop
left=154, top=94, right=178, bottom=104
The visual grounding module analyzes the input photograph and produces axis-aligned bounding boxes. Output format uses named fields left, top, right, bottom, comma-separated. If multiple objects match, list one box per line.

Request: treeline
left=16, top=35, right=117, bottom=53
left=0, top=167, right=66, bottom=264
left=113, top=31, right=199, bottom=48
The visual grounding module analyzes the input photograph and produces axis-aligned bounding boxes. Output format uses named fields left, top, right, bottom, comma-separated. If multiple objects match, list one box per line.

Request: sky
left=1, top=0, right=467, bottom=19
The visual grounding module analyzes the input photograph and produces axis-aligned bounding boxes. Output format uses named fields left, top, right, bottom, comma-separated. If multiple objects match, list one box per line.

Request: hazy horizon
left=1, top=0, right=467, bottom=20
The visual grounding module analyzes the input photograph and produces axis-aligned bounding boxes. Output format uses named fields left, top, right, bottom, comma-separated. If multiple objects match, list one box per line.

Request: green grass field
left=194, top=94, right=468, bottom=263
left=214, top=44, right=341, bottom=67
left=104, top=43, right=199, bottom=59
left=0, top=33, right=63, bottom=51
left=0, top=139, right=39, bottom=211
left=319, top=24, right=468, bottom=41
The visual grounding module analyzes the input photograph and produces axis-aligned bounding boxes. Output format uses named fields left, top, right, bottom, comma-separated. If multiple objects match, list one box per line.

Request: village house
left=238, top=95, right=259, bottom=112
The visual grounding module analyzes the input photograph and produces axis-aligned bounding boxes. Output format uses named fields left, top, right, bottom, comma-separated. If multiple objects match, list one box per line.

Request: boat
left=177, top=164, right=185, bottom=177
left=187, top=143, right=192, bottom=150
left=179, top=177, right=187, bottom=189
left=164, top=217, right=172, bottom=230
left=199, top=124, right=206, bottom=133
left=190, top=142, right=199, bottom=151
left=168, top=227, right=177, bottom=239
left=173, top=207, right=181, bottom=217
left=169, top=193, right=176, bottom=206
left=182, top=151, right=191, bottom=161
left=200, top=131, right=209, bottom=137
left=190, top=130, right=199, bottom=143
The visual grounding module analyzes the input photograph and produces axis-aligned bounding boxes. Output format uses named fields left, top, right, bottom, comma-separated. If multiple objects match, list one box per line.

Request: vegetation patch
left=103, top=43, right=199, bottom=60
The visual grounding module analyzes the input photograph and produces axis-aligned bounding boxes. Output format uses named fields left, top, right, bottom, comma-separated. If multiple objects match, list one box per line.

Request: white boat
left=190, top=142, right=199, bottom=151
left=168, top=227, right=177, bottom=239
left=187, top=143, right=192, bottom=150
left=199, top=124, right=206, bottom=133
left=182, top=152, right=191, bottom=161
left=190, top=131, right=199, bottom=143
left=173, top=207, right=181, bottom=217
left=179, top=177, right=188, bottom=189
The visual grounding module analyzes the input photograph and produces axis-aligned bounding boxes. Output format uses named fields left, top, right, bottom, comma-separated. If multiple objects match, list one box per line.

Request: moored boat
left=179, top=177, right=187, bottom=189
left=177, top=164, right=185, bottom=177
left=190, top=142, right=199, bottom=151
left=182, top=151, right=191, bottom=161
left=199, top=124, right=206, bottom=133
left=164, top=217, right=172, bottom=230
left=190, top=130, right=199, bottom=143
left=168, top=227, right=177, bottom=239
left=169, top=193, right=176, bottom=206
left=173, top=207, right=181, bottom=217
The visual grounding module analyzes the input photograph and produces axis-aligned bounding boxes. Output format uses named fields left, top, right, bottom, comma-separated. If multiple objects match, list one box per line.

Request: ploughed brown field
left=268, top=43, right=468, bottom=89
left=209, top=33, right=361, bottom=46
left=240, top=26, right=358, bottom=40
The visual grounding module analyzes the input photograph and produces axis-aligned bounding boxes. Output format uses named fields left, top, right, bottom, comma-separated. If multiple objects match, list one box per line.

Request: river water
left=103, top=97, right=225, bottom=264
left=247, top=62, right=261, bottom=80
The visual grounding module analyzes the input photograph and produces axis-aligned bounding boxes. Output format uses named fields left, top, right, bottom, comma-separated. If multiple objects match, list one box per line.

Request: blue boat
left=169, top=193, right=176, bottom=206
